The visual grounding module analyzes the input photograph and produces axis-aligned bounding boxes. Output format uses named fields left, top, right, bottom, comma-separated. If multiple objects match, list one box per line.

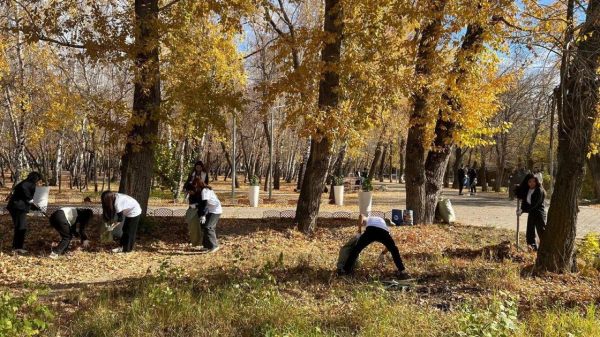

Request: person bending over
left=341, top=214, right=410, bottom=280
left=49, top=208, right=94, bottom=258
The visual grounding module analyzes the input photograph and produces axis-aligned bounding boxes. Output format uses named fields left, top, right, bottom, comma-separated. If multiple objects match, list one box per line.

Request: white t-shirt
left=366, top=216, right=389, bottom=232
left=201, top=189, right=222, bottom=215
left=115, top=193, right=142, bottom=218
left=527, top=189, right=534, bottom=205
left=60, top=207, right=78, bottom=225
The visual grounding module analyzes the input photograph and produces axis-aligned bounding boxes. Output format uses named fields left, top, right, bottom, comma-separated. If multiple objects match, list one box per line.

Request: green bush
left=456, top=291, right=519, bottom=337
left=580, top=233, right=600, bottom=276
left=249, top=175, right=260, bottom=186
left=333, top=176, right=345, bottom=186
left=0, top=290, right=54, bottom=336
left=362, top=177, right=373, bottom=192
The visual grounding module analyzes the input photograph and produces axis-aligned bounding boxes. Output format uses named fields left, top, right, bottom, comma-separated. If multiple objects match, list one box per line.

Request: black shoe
left=397, top=271, right=411, bottom=281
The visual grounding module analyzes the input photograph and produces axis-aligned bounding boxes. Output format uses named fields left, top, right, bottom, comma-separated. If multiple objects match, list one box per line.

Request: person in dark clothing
left=48, top=208, right=94, bottom=258
left=517, top=174, right=546, bottom=251
left=457, top=165, right=466, bottom=195
left=341, top=214, right=410, bottom=280
left=468, top=166, right=478, bottom=195
left=101, top=191, right=142, bottom=253
left=184, top=161, right=209, bottom=190
left=7, top=172, right=42, bottom=253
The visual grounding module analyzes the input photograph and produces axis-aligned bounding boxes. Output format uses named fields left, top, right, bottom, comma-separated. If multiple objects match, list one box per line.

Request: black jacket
left=468, top=169, right=477, bottom=180
left=7, top=178, right=39, bottom=212
left=184, top=171, right=209, bottom=191
left=520, top=188, right=546, bottom=217
left=458, top=169, right=465, bottom=180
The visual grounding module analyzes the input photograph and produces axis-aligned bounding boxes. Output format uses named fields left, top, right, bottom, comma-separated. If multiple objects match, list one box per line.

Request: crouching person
left=340, top=214, right=410, bottom=280
left=191, top=179, right=222, bottom=253
left=49, top=208, right=94, bottom=258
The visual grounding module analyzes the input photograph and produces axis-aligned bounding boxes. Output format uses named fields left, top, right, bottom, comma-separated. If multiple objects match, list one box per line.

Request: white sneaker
left=49, top=252, right=60, bottom=259
left=207, top=246, right=220, bottom=253
left=111, top=247, right=123, bottom=253
left=12, top=249, right=27, bottom=254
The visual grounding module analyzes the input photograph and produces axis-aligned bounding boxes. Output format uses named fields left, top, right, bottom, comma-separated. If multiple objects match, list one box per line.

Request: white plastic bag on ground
left=438, top=198, right=456, bottom=223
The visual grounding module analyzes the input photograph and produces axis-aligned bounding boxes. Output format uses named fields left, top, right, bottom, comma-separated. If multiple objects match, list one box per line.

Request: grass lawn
left=0, top=216, right=599, bottom=336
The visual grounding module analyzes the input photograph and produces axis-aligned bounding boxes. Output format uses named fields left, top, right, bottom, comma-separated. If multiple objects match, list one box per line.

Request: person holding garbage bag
left=101, top=191, right=142, bottom=253
left=7, top=172, right=43, bottom=254
left=185, top=178, right=205, bottom=248
left=188, top=179, right=222, bottom=253
left=516, top=174, right=547, bottom=252
left=48, top=208, right=94, bottom=258
left=340, top=214, right=410, bottom=280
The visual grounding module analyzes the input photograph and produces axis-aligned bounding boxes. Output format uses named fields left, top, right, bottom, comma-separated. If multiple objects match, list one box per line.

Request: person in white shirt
left=48, top=207, right=94, bottom=258
left=341, top=214, right=410, bottom=280
left=101, top=191, right=142, bottom=253
left=533, top=167, right=543, bottom=186
left=189, top=179, right=222, bottom=253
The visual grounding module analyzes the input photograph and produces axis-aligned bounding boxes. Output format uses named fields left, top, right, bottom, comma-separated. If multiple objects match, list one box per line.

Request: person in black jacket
left=517, top=174, right=546, bottom=251
left=7, top=172, right=42, bottom=253
left=457, top=165, right=466, bottom=195
left=48, top=208, right=94, bottom=258
left=468, top=166, right=478, bottom=195
left=184, top=161, right=209, bottom=190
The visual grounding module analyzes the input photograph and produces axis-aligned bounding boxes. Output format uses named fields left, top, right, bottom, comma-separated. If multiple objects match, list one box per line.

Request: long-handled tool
left=516, top=198, right=520, bottom=251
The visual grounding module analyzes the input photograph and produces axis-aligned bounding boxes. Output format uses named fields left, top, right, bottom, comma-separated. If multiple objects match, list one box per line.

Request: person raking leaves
left=48, top=208, right=94, bottom=258
left=338, top=214, right=411, bottom=280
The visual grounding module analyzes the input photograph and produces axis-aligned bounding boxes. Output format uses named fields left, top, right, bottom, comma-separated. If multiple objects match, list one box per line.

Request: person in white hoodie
left=192, top=179, right=222, bottom=253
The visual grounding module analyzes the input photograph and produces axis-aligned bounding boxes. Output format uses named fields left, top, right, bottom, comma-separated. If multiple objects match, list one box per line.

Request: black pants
left=202, top=213, right=220, bottom=249
left=526, top=213, right=546, bottom=249
left=470, top=182, right=476, bottom=194
left=343, top=226, right=406, bottom=273
left=9, top=209, right=28, bottom=250
left=120, top=215, right=141, bottom=252
left=49, top=211, right=73, bottom=255
left=458, top=179, right=464, bottom=194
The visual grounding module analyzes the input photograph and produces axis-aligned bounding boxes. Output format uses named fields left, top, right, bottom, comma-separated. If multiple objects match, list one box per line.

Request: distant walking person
left=457, top=165, right=466, bottom=195
left=48, top=208, right=94, bottom=258
left=468, top=166, right=478, bottom=195
left=516, top=174, right=546, bottom=251
left=533, top=167, right=543, bottom=186
left=101, top=191, right=142, bottom=253
left=7, top=172, right=42, bottom=254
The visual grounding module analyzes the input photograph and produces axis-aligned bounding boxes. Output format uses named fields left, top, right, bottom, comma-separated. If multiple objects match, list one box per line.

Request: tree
left=536, top=0, right=600, bottom=272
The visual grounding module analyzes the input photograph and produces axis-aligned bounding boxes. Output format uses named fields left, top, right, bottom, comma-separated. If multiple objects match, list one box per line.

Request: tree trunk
left=480, top=146, right=488, bottom=192
left=536, top=0, right=600, bottom=273
left=379, top=143, right=388, bottom=182
left=220, top=142, right=239, bottom=188
left=174, top=139, right=187, bottom=200
left=296, top=137, right=311, bottom=189
left=118, top=0, right=161, bottom=216
left=52, top=132, right=63, bottom=186
left=294, top=0, right=343, bottom=233
left=399, top=137, right=406, bottom=183
left=452, top=147, right=463, bottom=189
left=368, top=140, right=383, bottom=180
left=587, top=154, right=600, bottom=199
left=405, top=1, right=446, bottom=224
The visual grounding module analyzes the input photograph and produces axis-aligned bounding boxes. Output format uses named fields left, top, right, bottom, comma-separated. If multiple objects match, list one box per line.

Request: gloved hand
left=200, top=216, right=206, bottom=225
left=189, top=204, right=197, bottom=209
left=377, top=253, right=386, bottom=264
left=516, top=209, right=523, bottom=217
left=355, top=233, right=362, bottom=240
left=82, top=240, right=90, bottom=248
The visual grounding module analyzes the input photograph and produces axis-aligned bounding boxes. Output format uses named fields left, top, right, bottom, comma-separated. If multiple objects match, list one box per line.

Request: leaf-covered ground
left=1, top=215, right=599, bottom=335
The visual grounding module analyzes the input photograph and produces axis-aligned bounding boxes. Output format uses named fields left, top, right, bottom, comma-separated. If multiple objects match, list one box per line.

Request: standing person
left=185, top=178, right=204, bottom=248
left=508, top=169, right=518, bottom=200
left=194, top=179, right=222, bottom=253
left=516, top=174, right=546, bottom=251
left=341, top=214, right=410, bottom=280
left=185, top=161, right=209, bottom=189
left=533, top=167, right=543, bottom=186
left=101, top=191, right=142, bottom=253
left=7, top=172, right=42, bottom=254
left=48, top=208, right=94, bottom=258
left=457, top=164, right=466, bottom=195
left=468, top=166, right=478, bottom=195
